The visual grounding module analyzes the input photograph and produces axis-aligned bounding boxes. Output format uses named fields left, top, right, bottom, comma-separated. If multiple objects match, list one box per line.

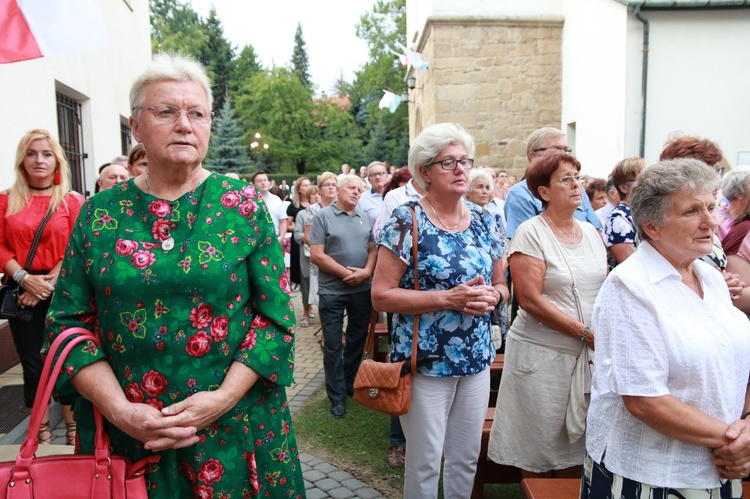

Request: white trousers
left=400, top=369, right=490, bottom=499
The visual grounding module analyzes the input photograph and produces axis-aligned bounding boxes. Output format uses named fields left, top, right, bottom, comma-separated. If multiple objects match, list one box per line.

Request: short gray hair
left=130, top=53, right=213, bottom=119
left=468, top=169, right=493, bottom=193
left=721, top=166, right=750, bottom=201
left=408, top=123, right=475, bottom=190
left=366, top=161, right=387, bottom=174
left=631, top=158, right=720, bottom=241
left=526, top=127, right=565, bottom=159
left=338, top=173, right=364, bottom=191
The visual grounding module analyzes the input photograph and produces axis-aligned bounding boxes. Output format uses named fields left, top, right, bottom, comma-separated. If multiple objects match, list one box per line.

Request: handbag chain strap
left=363, top=205, right=420, bottom=371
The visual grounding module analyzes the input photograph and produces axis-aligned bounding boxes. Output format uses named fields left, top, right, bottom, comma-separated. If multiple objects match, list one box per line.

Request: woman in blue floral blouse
left=372, top=122, right=508, bottom=498
left=44, top=54, right=304, bottom=498
left=603, top=157, right=645, bottom=267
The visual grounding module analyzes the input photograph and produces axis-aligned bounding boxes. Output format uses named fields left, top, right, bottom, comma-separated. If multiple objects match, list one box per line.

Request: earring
left=54, top=171, right=61, bottom=185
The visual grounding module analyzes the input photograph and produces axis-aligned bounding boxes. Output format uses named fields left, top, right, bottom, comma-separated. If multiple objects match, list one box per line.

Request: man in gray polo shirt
left=310, top=174, right=376, bottom=418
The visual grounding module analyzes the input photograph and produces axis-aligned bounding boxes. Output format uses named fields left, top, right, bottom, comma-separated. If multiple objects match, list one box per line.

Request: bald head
left=98, top=164, right=129, bottom=190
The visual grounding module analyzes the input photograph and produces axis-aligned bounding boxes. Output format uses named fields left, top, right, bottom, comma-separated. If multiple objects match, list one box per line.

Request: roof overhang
left=616, top=0, right=750, bottom=10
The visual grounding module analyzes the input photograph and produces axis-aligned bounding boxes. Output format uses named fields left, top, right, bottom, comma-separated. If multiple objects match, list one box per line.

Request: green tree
left=356, top=0, right=407, bottom=60
left=205, top=99, right=250, bottom=173
left=236, top=68, right=317, bottom=175
left=313, top=99, right=362, bottom=171
left=229, top=45, right=264, bottom=96
left=198, top=7, right=235, bottom=112
left=149, top=0, right=206, bottom=57
left=350, top=0, right=409, bottom=166
left=291, top=23, right=311, bottom=89
left=362, top=115, right=391, bottom=165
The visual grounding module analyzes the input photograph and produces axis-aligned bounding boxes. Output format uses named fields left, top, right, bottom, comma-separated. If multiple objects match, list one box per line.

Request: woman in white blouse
left=582, top=158, right=750, bottom=499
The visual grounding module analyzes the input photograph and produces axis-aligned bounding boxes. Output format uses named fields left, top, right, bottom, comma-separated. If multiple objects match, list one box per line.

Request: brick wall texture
left=410, top=18, right=563, bottom=177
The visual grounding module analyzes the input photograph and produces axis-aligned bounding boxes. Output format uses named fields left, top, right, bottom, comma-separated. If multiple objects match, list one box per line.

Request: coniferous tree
left=206, top=99, right=250, bottom=174
left=199, top=7, right=235, bottom=112
left=362, top=115, right=391, bottom=164
left=291, top=22, right=311, bottom=89
left=149, top=0, right=205, bottom=57
left=230, top=45, right=263, bottom=95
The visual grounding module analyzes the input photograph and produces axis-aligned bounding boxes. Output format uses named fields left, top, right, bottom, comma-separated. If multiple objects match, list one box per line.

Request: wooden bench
left=521, top=478, right=580, bottom=499
left=371, top=322, right=389, bottom=362
left=521, top=477, right=750, bottom=498
left=472, top=355, right=522, bottom=499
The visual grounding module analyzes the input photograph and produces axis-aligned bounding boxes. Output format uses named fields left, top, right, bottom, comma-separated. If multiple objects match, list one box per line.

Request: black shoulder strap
left=24, top=209, right=54, bottom=270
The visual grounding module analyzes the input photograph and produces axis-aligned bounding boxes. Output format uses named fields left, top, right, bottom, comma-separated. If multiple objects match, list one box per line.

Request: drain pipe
left=634, top=5, right=649, bottom=158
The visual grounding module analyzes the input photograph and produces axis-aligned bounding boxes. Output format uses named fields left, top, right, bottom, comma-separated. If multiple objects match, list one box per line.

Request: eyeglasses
left=134, top=104, right=213, bottom=124
left=368, top=171, right=387, bottom=178
left=551, top=175, right=583, bottom=186
left=533, top=146, right=573, bottom=154
left=716, top=166, right=725, bottom=176
left=427, top=158, right=474, bottom=171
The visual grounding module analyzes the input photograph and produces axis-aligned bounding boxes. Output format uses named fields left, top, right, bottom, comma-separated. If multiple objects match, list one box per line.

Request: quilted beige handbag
left=353, top=206, right=419, bottom=416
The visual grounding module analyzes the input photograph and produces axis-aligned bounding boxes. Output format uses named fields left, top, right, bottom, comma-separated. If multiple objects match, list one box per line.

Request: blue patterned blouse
left=377, top=201, right=503, bottom=377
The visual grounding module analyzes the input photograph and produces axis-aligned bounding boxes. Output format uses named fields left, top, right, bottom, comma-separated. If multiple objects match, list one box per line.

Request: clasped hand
left=343, top=266, right=370, bottom=286
left=449, top=275, right=498, bottom=316
left=721, top=270, right=745, bottom=301
left=114, top=390, right=232, bottom=452
left=713, top=419, right=750, bottom=479
left=17, top=274, right=55, bottom=307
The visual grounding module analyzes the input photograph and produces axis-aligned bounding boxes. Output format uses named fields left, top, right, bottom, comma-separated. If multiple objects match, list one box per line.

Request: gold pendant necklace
left=425, top=197, right=464, bottom=230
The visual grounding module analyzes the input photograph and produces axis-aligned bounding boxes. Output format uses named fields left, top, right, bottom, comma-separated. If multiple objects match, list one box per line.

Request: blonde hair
left=317, top=172, right=337, bottom=188
left=8, top=129, right=72, bottom=215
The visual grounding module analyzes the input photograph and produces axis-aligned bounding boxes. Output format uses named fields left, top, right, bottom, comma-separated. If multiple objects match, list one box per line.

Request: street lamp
left=250, top=132, right=268, bottom=151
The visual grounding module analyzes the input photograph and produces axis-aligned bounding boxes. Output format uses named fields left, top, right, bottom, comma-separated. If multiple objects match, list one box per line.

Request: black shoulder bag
left=0, top=209, right=54, bottom=321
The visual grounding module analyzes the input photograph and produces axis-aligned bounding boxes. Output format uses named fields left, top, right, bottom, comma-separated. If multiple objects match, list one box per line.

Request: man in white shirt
left=482, top=166, right=506, bottom=225
left=378, top=178, right=427, bottom=236
left=252, top=170, right=287, bottom=244
left=357, top=161, right=388, bottom=225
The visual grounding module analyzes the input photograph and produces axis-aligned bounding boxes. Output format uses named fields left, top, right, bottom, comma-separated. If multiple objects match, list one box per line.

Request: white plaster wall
left=560, top=0, right=631, bottom=178
left=640, top=10, right=750, bottom=168
left=407, top=0, right=563, bottom=47
left=0, top=0, right=151, bottom=194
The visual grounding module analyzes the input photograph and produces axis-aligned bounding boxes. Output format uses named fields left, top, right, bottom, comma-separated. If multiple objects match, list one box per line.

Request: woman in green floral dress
left=44, top=53, right=305, bottom=498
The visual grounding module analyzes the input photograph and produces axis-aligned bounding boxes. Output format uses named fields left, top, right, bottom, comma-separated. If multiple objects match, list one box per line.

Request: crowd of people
left=2, top=51, right=750, bottom=499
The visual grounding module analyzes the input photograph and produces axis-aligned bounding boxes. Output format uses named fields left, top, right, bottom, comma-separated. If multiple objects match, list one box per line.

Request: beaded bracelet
left=579, top=324, right=591, bottom=342
left=12, top=269, right=28, bottom=286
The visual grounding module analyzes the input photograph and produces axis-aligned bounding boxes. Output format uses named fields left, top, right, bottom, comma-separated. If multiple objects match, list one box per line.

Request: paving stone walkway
left=0, top=288, right=389, bottom=498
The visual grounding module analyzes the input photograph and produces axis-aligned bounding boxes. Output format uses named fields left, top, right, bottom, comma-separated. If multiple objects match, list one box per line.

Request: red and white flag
left=0, top=0, right=109, bottom=64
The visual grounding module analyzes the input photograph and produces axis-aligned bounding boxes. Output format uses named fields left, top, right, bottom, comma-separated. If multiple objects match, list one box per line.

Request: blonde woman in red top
left=0, top=129, right=84, bottom=444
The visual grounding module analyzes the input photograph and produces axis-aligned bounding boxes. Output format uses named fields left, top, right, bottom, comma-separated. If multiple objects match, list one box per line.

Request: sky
left=188, top=1, right=376, bottom=96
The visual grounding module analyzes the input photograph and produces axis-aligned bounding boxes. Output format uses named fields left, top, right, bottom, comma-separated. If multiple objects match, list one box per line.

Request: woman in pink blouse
left=0, top=129, right=83, bottom=444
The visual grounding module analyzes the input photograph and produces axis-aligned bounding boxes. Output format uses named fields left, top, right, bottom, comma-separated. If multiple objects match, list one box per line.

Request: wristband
left=579, top=324, right=591, bottom=342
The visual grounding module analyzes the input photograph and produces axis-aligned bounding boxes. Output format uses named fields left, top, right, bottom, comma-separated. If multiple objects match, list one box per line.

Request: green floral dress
left=44, top=174, right=305, bottom=498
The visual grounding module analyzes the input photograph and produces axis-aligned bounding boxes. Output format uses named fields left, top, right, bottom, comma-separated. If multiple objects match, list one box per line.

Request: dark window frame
left=56, top=92, right=88, bottom=196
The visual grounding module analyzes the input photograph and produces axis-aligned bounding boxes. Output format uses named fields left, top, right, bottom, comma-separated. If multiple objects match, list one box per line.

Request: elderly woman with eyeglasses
left=582, top=159, right=750, bottom=499
left=487, top=153, right=607, bottom=478
left=466, top=169, right=510, bottom=348
left=43, top=54, right=304, bottom=498
left=372, top=123, right=508, bottom=498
